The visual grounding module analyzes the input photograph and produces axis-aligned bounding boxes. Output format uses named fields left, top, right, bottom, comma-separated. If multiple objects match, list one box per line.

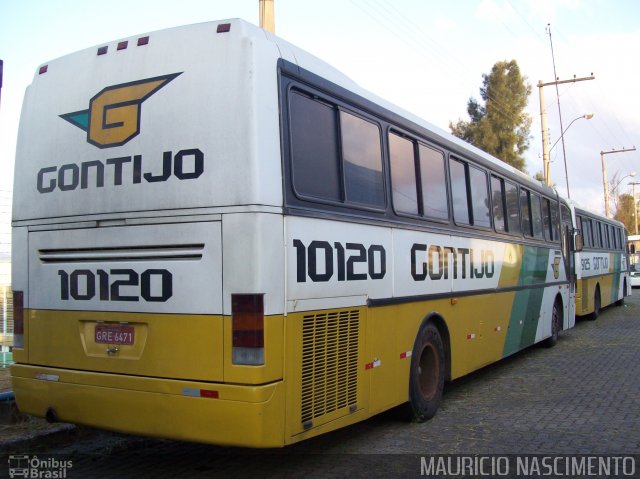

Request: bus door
left=561, top=204, right=576, bottom=327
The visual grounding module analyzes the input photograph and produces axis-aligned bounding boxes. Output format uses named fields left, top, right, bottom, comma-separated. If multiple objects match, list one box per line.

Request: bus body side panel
left=283, top=217, right=568, bottom=441
left=575, top=249, right=624, bottom=315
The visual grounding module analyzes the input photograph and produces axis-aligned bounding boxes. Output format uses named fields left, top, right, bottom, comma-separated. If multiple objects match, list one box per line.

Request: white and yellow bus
left=572, top=205, right=629, bottom=319
left=12, top=19, right=585, bottom=447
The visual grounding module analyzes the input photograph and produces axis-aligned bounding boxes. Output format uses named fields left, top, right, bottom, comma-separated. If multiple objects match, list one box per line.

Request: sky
left=1, top=0, right=639, bottom=256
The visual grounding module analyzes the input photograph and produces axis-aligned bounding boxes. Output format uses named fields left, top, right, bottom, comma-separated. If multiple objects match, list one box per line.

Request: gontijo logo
left=60, top=73, right=181, bottom=148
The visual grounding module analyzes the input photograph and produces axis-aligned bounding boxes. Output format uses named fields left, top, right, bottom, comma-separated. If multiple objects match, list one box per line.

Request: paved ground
left=0, top=293, right=638, bottom=478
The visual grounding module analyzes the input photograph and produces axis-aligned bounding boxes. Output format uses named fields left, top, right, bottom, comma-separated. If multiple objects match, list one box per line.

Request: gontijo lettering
left=411, top=243, right=495, bottom=281
left=36, top=149, right=204, bottom=193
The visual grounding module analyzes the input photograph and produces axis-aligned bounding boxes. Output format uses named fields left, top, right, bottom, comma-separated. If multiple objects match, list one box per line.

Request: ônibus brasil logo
left=60, top=73, right=181, bottom=148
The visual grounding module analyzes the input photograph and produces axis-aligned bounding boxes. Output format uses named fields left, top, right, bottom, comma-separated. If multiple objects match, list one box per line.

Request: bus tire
left=616, top=280, right=627, bottom=306
left=589, top=286, right=601, bottom=321
left=543, top=299, right=561, bottom=348
left=406, top=322, right=445, bottom=423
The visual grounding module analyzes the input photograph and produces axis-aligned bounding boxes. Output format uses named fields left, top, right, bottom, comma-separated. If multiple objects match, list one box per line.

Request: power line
left=351, top=0, right=531, bottom=134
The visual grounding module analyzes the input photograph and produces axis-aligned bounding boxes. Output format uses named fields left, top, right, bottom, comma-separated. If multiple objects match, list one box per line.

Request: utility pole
left=630, top=181, right=640, bottom=235
left=259, top=0, right=275, bottom=33
left=538, top=74, right=594, bottom=195
left=601, top=147, right=636, bottom=218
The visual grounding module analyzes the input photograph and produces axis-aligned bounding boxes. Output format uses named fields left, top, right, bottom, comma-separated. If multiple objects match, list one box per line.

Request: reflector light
left=38, top=65, right=48, bottom=75
left=199, top=389, right=219, bottom=399
left=13, top=291, right=24, bottom=349
left=217, top=23, right=231, bottom=33
left=117, top=41, right=128, bottom=51
left=97, top=46, right=108, bottom=56
left=137, top=36, right=149, bottom=46
left=232, top=294, right=264, bottom=365
left=182, top=388, right=219, bottom=399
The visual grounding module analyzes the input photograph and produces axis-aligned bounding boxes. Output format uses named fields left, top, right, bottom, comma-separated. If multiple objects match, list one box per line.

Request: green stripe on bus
left=611, top=253, right=621, bottom=303
left=503, top=247, right=549, bottom=356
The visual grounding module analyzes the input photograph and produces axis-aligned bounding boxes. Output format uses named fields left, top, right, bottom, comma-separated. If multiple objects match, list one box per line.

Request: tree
left=614, top=193, right=636, bottom=234
left=450, top=60, right=532, bottom=172
left=533, top=170, right=556, bottom=188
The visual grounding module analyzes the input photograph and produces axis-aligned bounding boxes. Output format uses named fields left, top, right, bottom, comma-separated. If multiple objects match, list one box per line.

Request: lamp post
left=538, top=75, right=595, bottom=195
left=607, top=172, right=636, bottom=220
left=601, top=147, right=637, bottom=218
left=548, top=114, right=594, bottom=155
left=630, top=181, right=640, bottom=235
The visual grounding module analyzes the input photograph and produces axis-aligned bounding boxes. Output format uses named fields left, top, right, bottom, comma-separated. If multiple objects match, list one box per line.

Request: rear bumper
left=11, top=364, right=285, bottom=448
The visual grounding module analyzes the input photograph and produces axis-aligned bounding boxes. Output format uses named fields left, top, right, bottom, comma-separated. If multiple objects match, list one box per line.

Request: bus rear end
left=11, top=20, right=288, bottom=447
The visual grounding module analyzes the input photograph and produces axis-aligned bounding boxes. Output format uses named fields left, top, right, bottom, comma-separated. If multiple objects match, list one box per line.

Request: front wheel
left=543, top=300, right=561, bottom=348
left=615, top=280, right=627, bottom=306
left=406, top=323, right=445, bottom=422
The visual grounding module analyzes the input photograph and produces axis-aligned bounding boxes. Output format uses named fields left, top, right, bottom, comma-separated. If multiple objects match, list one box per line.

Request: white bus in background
left=11, top=19, right=591, bottom=447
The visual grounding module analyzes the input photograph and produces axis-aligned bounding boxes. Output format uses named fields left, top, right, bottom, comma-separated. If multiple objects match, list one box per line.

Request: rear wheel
left=406, top=323, right=445, bottom=422
left=589, top=286, right=601, bottom=321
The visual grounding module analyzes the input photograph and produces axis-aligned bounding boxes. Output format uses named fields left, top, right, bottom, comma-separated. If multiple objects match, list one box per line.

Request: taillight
left=13, top=291, right=24, bottom=349
left=231, top=294, right=264, bottom=365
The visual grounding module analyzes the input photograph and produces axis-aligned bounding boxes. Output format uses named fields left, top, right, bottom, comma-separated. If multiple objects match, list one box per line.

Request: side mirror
left=573, top=231, right=584, bottom=252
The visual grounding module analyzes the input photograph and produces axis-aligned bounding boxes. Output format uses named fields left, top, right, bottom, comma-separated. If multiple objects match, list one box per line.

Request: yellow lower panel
left=11, top=364, right=285, bottom=448
left=576, top=275, right=615, bottom=316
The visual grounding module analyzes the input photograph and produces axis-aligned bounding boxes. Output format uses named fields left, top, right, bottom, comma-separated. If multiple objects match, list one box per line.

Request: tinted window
left=593, top=222, right=602, bottom=248
left=418, top=144, right=448, bottom=219
left=469, top=165, right=491, bottom=228
left=617, top=228, right=623, bottom=250
left=390, top=133, right=418, bottom=215
left=340, top=111, right=384, bottom=207
left=530, top=193, right=544, bottom=239
left=505, top=181, right=521, bottom=234
left=290, top=92, right=341, bottom=201
left=289, top=91, right=385, bottom=209
left=520, top=189, right=532, bottom=236
left=450, top=159, right=469, bottom=225
left=491, top=176, right=506, bottom=232
left=550, top=201, right=560, bottom=242
left=542, top=198, right=552, bottom=240
left=608, top=225, right=615, bottom=249
left=581, top=217, right=592, bottom=247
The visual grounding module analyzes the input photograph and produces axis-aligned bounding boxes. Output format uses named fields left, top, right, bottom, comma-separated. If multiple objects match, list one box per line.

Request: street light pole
left=630, top=181, right=640, bottom=235
left=601, top=147, right=637, bottom=218
left=538, top=75, right=595, bottom=194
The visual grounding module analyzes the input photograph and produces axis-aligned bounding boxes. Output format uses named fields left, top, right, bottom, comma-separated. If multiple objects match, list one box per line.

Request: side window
left=450, top=158, right=470, bottom=225
left=340, top=110, right=384, bottom=207
left=550, top=201, right=560, bottom=242
left=609, top=225, right=616, bottom=250
left=418, top=144, right=448, bottom=219
left=582, top=217, right=592, bottom=247
left=542, top=198, right=552, bottom=241
left=389, top=133, right=418, bottom=215
left=505, top=180, right=521, bottom=234
left=491, top=176, right=506, bottom=232
left=617, top=228, right=623, bottom=250
left=520, top=188, right=532, bottom=237
left=469, top=165, right=491, bottom=228
left=593, top=221, right=602, bottom=248
left=290, top=92, right=341, bottom=202
left=289, top=90, right=385, bottom=209
left=530, top=193, right=544, bottom=239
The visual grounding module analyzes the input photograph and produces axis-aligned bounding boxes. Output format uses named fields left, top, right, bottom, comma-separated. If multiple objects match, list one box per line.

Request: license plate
left=95, top=324, right=135, bottom=345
